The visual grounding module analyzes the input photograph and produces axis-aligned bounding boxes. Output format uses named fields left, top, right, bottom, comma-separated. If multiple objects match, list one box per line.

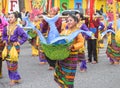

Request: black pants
left=87, top=39, right=98, bottom=62
left=0, top=57, right=2, bottom=74
left=45, top=56, right=56, bottom=68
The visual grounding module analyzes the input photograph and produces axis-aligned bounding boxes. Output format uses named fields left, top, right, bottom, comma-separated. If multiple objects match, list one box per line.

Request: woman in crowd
left=38, top=14, right=47, bottom=64
left=54, top=14, right=84, bottom=88
left=2, top=12, right=27, bottom=85
left=106, top=21, right=120, bottom=65
left=0, top=13, right=8, bottom=78
left=75, top=12, right=89, bottom=72
left=87, top=15, right=101, bottom=64
left=30, top=15, right=40, bottom=56
left=41, top=7, right=62, bottom=70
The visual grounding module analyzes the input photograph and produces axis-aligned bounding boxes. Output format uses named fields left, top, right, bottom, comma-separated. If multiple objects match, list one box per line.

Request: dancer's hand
left=68, top=45, right=74, bottom=51
left=13, top=42, right=20, bottom=46
left=3, top=41, right=7, bottom=46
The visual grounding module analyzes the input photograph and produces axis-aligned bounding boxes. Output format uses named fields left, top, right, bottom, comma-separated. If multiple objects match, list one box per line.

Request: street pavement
left=0, top=40, right=120, bottom=88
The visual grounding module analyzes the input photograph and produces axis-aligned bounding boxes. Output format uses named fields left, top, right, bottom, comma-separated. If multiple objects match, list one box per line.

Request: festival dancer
left=106, top=21, right=120, bottom=65
left=31, top=15, right=40, bottom=56
left=2, top=12, right=27, bottom=85
left=41, top=7, right=62, bottom=70
left=0, top=13, right=8, bottom=78
left=54, top=14, right=84, bottom=88
left=75, top=12, right=89, bottom=72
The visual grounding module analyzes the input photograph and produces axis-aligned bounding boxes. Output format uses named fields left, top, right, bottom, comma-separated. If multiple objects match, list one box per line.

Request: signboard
left=74, top=0, right=82, bottom=9
left=60, top=0, right=69, bottom=12
left=8, top=0, right=19, bottom=13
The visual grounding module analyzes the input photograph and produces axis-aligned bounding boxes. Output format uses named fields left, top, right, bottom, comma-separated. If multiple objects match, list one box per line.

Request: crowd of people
left=0, top=6, right=120, bottom=88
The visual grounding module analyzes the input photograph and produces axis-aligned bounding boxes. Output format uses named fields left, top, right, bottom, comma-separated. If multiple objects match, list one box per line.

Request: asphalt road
left=0, top=40, right=120, bottom=88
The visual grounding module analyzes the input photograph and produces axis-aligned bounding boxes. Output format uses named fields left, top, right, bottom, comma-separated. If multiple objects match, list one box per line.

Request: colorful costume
left=77, top=21, right=89, bottom=71
left=0, top=16, right=8, bottom=77
left=54, top=26, right=84, bottom=87
left=98, top=21, right=105, bottom=48
left=38, top=23, right=47, bottom=63
left=41, top=17, right=62, bottom=68
left=106, top=23, right=120, bottom=64
left=2, top=25, right=27, bottom=81
left=30, top=21, right=40, bottom=56
left=106, top=33, right=120, bottom=64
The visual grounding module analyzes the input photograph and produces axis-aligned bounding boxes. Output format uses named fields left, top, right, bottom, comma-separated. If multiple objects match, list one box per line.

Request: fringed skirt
left=39, top=50, right=47, bottom=62
left=78, top=51, right=85, bottom=61
left=6, top=44, right=21, bottom=80
left=106, top=34, right=120, bottom=60
left=54, top=52, right=78, bottom=88
left=78, top=51, right=87, bottom=70
left=38, top=45, right=47, bottom=62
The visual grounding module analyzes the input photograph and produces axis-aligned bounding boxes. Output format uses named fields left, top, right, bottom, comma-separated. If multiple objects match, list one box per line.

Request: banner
left=30, top=0, right=48, bottom=21
left=69, top=0, right=74, bottom=9
left=90, top=0, right=95, bottom=22
left=0, top=0, right=2, bottom=12
left=74, top=0, right=82, bottom=9
left=113, top=0, right=117, bottom=31
left=8, top=0, right=19, bottom=13
left=54, top=0, right=60, bottom=8
left=2, top=0, right=8, bottom=14
left=95, top=0, right=106, bottom=13
left=48, top=0, right=52, bottom=11
left=106, top=0, right=114, bottom=22
left=82, top=0, right=87, bottom=9
left=24, top=0, right=32, bottom=12
left=60, top=0, right=69, bottom=12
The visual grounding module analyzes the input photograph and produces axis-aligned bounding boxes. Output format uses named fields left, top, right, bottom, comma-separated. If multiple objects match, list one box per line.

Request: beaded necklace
left=7, top=22, right=17, bottom=42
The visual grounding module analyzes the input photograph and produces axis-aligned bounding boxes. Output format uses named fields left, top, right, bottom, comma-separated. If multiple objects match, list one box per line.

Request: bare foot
left=92, top=61, right=97, bottom=64
left=14, top=79, right=21, bottom=84
left=59, top=86, right=62, bottom=88
left=48, top=66, right=54, bottom=70
left=114, top=61, right=119, bottom=65
left=80, top=69, right=86, bottom=73
left=39, top=62, right=47, bottom=65
left=9, top=80, right=15, bottom=86
left=110, top=61, right=114, bottom=65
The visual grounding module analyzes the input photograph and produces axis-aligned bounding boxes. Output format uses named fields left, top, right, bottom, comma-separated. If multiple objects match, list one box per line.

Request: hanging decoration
left=90, top=0, right=95, bottom=23
left=30, top=0, right=48, bottom=21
